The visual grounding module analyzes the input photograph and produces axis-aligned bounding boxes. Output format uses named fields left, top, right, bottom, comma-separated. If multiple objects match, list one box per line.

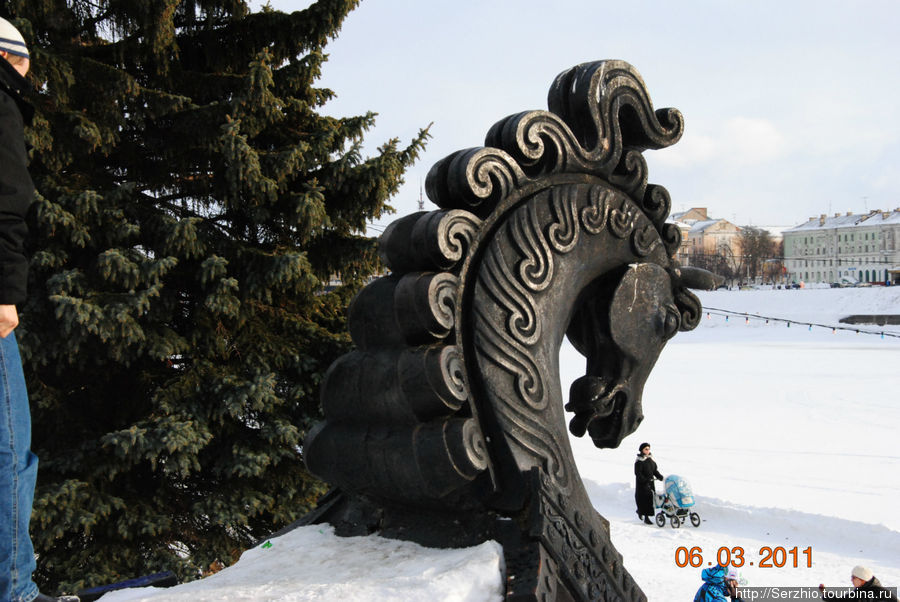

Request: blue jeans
left=0, top=331, right=39, bottom=602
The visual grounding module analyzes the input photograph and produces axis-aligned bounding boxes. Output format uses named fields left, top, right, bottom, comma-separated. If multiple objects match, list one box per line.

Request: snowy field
left=100, top=286, right=900, bottom=601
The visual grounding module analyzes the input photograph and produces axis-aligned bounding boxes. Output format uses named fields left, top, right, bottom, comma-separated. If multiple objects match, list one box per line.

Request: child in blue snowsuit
left=694, top=564, right=743, bottom=602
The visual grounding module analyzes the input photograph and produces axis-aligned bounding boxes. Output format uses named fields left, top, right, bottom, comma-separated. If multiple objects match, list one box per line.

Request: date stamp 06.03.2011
left=675, top=546, right=813, bottom=569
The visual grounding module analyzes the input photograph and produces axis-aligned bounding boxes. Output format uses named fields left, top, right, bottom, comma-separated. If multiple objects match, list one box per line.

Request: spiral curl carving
left=429, top=274, right=458, bottom=332
left=426, top=147, right=528, bottom=217
left=445, top=417, right=490, bottom=477
left=581, top=186, right=611, bottom=234
left=609, top=149, right=649, bottom=200
left=491, top=385, right=567, bottom=486
left=547, top=187, right=581, bottom=254
left=548, top=62, right=683, bottom=156
left=641, top=184, right=671, bottom=226
left=608, top=199, right=636, bottom=239
left=661, top=223, right=682, bottom=258
left=513, top=204, right=556, bottom=293
left=437, top=345, right=468, bottom=405
left=420, top=209, right=482, bottom=270
left=482, top=245, right=542, bottom=347
left=379, top=210, right=482, bottom=273
left=473, top=302, right=545, bottom=410
left=632, top=224, right=660, bottom=257
left=394, top=272, right=458, bottom=343
left=675, top=288, right=703, bottom=331
left=487, top=111, right=568, bottom=174
left=426, top=61, right=682, bottom=237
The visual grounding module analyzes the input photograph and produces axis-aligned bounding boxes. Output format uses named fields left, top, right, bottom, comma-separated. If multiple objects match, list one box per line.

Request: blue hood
left=701, top=564, right=727, bottom=584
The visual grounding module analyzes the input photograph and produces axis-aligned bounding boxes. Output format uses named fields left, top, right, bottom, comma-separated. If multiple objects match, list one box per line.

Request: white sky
left=253, top=0, right=900, bottom=229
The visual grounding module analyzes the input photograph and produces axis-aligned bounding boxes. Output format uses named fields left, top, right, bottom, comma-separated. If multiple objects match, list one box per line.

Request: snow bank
left=99, top=525, right=504, bottom=601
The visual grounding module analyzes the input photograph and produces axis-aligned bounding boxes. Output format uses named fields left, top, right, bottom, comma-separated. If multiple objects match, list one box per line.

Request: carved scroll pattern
left=547, top=186, right=581, bottom=254
left=473, top=184, right=655, bottom=490
left=427, top=60, right=683, bottom=222
left=675, top=288, right=703, bottom=332
left=480, top=240, right=543, bottom=349
left=536, top=470, right=646, bottom=602
left=581, top=186, right=612, bottom=234
left=608, top=198, right=636, bottom=239
left=380, top=210, right=483, bottom=274
left=512, top=199, right=555, bottom=293
left=633, top=224, right=660, bottom=257
left=547, top=61, right=683, bottom=161
left=428, top=209, right=482, bottom=268
left=661, top=223, right=683, bottom=258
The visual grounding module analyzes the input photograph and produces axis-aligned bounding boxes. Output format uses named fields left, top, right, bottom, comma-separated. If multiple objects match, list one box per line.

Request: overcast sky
left=254, top=0, right=900, bottom=229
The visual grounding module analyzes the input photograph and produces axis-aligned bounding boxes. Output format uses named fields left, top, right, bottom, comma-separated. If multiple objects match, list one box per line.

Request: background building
left=670, top=208, right=741, bottom=268
left=782, top=209, right=900, bottom=285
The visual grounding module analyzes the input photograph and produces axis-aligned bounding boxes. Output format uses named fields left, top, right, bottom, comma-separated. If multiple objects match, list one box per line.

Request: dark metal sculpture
left=303, top=60, right=716, bottom=601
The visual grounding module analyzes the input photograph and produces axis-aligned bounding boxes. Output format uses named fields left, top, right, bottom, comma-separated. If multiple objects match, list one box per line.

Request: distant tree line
left=688, top=227, right=784, bottom=286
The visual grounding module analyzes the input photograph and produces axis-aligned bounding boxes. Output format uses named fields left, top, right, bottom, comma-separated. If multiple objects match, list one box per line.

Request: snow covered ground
left=100, top=286, right=900, bottom=601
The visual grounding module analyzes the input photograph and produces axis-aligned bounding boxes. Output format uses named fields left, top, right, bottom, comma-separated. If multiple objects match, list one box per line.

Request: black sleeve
left=0, top=90, right=34, bottom=305
left=635, top=459, right=655, bottom=481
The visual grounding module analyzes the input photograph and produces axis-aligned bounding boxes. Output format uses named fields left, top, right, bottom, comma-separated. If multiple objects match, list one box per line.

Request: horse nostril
left=662, top=305, right=681, bottom=339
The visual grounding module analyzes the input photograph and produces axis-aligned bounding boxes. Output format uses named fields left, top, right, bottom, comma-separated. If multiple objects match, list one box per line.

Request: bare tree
left=762, top=240, right=785, bottom=284
left=739, top=227, right=776, bottom=283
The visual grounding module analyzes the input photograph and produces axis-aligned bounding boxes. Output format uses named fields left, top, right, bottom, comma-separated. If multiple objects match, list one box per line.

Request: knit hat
left=851, top=566, right=873, bottom=582
left=0, top=17, right=29, bottom=59
left=639, top=442, right=650, bottom=452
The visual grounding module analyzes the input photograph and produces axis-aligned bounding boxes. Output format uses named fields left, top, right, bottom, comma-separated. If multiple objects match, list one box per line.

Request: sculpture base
left=284, top=467, right=645, bottom=601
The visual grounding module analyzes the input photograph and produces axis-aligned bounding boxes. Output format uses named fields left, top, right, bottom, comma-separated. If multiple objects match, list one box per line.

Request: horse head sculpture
left=303, top=60, right=715, bottom=601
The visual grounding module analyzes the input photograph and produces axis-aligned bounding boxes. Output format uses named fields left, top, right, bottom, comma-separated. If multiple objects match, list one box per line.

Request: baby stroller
left=655, top=474, right=701, bottom=528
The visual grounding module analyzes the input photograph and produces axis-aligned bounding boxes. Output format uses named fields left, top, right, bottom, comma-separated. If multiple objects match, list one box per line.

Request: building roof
left=688, top=218, right=738, bottom=233
left=670, top=207, right=708, bottom=223
left=688, top=219, right=718, bottom=233
left=784, top=209, right=900, bottom=233
left=754, top=225, right=792, bottom=238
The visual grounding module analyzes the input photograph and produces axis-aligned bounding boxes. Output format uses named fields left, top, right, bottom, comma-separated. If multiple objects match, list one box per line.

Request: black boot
left=33, top=593, right=80, bottom=601
left=643, top=515, right=653, bottom=524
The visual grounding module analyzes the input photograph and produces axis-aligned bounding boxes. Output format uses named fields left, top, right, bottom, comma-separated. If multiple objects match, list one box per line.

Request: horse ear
left=672, top=266, right=722, bottom=290
left=608, top=263, right=676, bottom=359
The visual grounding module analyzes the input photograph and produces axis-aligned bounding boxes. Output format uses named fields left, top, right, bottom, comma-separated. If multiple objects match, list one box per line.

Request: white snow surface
left=100, top=287, right=900, bottom=601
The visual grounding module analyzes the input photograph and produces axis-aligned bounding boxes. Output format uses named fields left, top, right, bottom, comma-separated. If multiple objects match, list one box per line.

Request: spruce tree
left=1, top=0, right=428, bottom=592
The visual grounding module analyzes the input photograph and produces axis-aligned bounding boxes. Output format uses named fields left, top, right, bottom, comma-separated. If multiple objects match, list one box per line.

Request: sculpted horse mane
left=303, top=60, right=714, bottom=601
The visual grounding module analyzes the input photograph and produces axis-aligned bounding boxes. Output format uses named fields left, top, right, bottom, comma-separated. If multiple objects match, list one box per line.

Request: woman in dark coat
left=634, top=442, right=663, bottom=524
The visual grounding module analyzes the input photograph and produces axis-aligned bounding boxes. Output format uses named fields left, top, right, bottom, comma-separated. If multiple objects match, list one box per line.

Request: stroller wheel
left=690, top=512, right=701, bottom=527
left=655, top=512, right=666, bottom=527
left=670, top=516, right=681, bottom=529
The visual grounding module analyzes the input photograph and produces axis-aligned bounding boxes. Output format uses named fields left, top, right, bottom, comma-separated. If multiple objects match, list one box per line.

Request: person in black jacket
left=819, top=566, right=898, bottom=601
left=0, top=22, right=33, bottom=317
left=634, top=442, right=663, bottom=524
left=0, top=16, right=80, bottom=602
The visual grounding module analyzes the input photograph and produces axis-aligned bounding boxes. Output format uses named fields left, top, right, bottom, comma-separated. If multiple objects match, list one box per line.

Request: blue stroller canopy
left=664, top=474, right=695, bottom=508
